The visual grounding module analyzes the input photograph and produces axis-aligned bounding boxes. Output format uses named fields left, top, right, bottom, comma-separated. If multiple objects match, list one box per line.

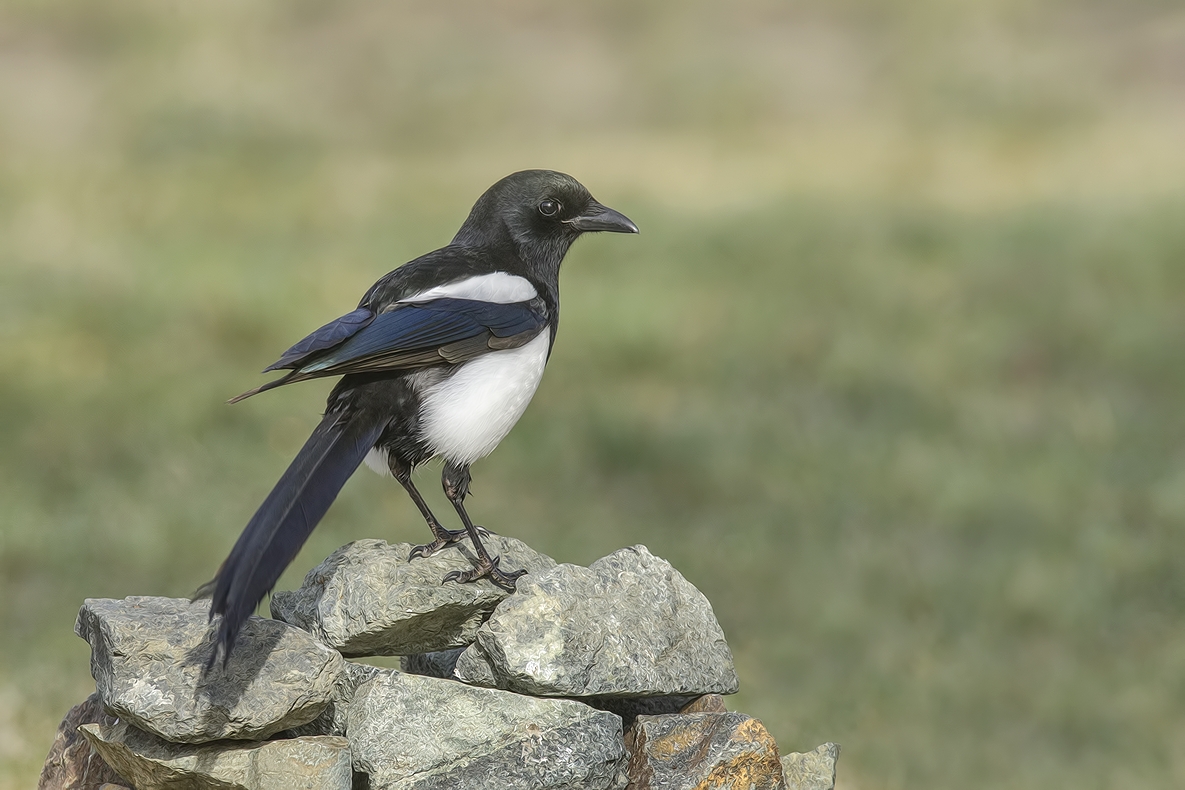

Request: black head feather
left=452, top=170, right=637, bottom=281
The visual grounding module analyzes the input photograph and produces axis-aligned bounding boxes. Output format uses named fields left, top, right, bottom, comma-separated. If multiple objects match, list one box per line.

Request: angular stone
left=282, top=661, right=383, bottom=738
left=398, top=653, right=724, bottom=728
left=79, top=721, right=352, bottom=790
left=455, top=545, right=737, bottom=697
left=37, top=693, right=127, bottom=790
left=348, top=669, right=627, bottom=790
left=781, top=743, right=840, bottom=790
left=76, top=596, right=344, bottom=743
left=271, top=538, right=556, bottom=656
left=625, top=712, right=784, bottom=790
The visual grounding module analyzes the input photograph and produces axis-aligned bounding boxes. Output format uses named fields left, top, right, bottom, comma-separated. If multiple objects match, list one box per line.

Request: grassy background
left=2, top=1, right=1185, bottom=787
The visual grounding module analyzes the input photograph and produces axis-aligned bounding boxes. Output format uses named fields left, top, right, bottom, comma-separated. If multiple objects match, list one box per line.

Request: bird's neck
left=513, top=234, right=569, bottom=286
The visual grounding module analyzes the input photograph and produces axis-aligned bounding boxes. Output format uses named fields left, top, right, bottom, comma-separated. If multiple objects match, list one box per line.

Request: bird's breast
left=416, top=331, right=551, bottom=466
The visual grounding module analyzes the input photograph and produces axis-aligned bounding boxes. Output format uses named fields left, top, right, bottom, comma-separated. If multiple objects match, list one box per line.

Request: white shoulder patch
left=400, top=272, right=537, bottom=305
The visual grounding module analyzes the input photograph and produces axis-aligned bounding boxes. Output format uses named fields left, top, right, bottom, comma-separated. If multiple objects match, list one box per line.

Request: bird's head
left=453, top=170, right=638, bottom=276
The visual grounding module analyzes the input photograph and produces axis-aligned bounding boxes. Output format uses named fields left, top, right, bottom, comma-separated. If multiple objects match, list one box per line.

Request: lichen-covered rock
left=75, top=596, right=344, bottom=743
left=37, top=693, right=127, bottom=790
left=455, top=546, right=738, bottom=697
left=348, top=669, right=628, bottom=790
left=80, top=721, right=352, bottom=790
left=270, top=538, right=556, bottom=656
left=282, top=661, right=382, bottom=738
left=781, top=743, right=840, bottom=790
left=625, top=712, right=785, bottom=790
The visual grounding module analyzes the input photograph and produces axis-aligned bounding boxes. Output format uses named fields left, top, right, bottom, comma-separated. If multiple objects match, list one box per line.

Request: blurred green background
left=2, top=1, right=1184, bottom=787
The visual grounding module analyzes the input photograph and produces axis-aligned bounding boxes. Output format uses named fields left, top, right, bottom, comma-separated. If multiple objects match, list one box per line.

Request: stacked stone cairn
left=41, top=539, right=840, bottom=790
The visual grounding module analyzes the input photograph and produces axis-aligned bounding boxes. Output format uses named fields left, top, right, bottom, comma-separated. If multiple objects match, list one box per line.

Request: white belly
left=416, top=331, right=551, bottom=466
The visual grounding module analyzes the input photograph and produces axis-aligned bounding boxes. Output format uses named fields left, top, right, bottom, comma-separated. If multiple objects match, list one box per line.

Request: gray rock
left=348, top=669, right=627, bottom=790
left=282, top=661, right=382, bottom=738
left=399, top=654, right=718, bottom=727
left=399, top=648, right=465, bottom=680
left=398, top=653, right=727, bottom=722
left=781, top=743, right=840, bottom=790
left=76, top=596, right=344, bottom=743
left=80, top=721, right=352, bottom=790
left=625, top=712, right=785, bottom=790
left=270, top=538, right=556, bottom=656
left=454, top=545, right=738, bottom=697
left=37, top=692, right=127, bottom=790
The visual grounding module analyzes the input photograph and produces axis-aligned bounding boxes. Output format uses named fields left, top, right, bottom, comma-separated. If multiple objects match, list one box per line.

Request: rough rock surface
left=681, top=694, right=729, bottom=714
left=282, top=661, right=382, bottom=738
left=455, top=546, right=738, bottom=697
left=37, top=693, right=127, bottom=790
left=398, top=652, right=725, bottom=727
left=625, top=712, right=785, bottom=790
left=781, top=743, right=840, bottom=790
left=271, top=538, right=556, bottom=656
left=348, top=669, right=628, bottom=790
left=76, top=596, right=344, bottom=743
left=80, top=721, right=352, bottom=790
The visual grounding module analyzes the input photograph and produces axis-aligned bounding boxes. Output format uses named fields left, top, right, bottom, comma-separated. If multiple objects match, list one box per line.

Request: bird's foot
left=408, top=525, right=492, bottom=561
left=442, top=555, right=527, bottom=591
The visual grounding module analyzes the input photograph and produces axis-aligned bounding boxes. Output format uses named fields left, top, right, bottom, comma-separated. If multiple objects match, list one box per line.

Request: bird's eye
left=538, top=199, right=561, bottom=217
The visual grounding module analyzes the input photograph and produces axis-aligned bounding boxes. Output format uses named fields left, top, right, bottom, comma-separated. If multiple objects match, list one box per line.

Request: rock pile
left=41, top=541, right=840, bottom=790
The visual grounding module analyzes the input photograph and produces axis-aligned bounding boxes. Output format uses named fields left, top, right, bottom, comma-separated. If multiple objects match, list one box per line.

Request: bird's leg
left=391, top=457, right=484, bottom=560
left=439, top=462, right=527, bottom=591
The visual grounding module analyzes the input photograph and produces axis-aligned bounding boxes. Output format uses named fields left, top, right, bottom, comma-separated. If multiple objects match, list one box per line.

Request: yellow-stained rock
left=679, top=694, right=728, bottom=714
left=626, top=712, right=785, bottom=789
left=37, top=692, right=127, bottom=790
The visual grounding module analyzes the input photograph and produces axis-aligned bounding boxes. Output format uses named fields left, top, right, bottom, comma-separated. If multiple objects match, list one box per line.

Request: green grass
left=2, top=2, right=1185, bottom=788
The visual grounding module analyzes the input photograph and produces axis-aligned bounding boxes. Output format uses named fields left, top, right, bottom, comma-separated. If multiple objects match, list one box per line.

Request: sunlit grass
left=4, top=191, right=1183, bottom=789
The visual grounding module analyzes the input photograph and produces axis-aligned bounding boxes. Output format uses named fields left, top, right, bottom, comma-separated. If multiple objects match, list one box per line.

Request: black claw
left=441, top=555, right=526, bottom=591
left=408, top=526, right=474, bottom=561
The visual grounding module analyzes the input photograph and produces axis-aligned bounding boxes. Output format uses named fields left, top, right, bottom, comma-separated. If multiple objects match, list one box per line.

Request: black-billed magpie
left=198, top=170, right=637, bottom=665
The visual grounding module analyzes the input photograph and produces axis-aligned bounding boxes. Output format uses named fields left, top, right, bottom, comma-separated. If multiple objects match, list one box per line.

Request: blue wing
left=264, top=307, right=375, bottom=372
left=301, top=298, right=545, bottom=374
left=230, top=298, right=547, bottom=403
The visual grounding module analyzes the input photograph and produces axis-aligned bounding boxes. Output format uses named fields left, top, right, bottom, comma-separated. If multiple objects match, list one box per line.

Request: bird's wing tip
left=226, top=392, right=254, bottom=405
left=190, top=580, right=215, bottom=603
left=228, top=372, right=301, bottom=404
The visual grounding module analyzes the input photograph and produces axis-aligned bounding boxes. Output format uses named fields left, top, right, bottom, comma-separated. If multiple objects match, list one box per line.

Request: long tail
left=197, top=409, right=387, bottom=668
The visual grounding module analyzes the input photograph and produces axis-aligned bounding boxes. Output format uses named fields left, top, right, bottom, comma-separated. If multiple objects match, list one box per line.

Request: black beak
left=566, top=201, right=639, bottom=234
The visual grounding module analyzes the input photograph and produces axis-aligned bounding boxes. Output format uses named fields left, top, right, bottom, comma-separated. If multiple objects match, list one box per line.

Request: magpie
left=197, top=169, right=638, bottom=665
